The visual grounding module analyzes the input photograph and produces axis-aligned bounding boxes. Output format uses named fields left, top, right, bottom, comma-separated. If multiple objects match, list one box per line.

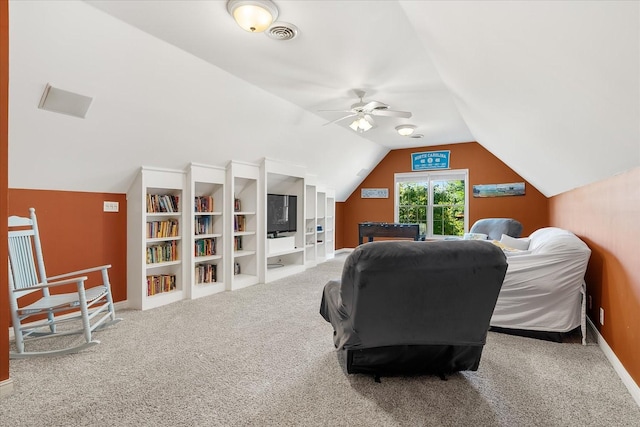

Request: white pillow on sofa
left=463, top=232, right=488, bottom=240
left=500, top=234, right=531, bottom=251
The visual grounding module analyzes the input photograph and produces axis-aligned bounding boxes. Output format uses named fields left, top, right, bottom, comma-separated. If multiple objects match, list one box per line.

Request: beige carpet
left=3, top=253, right=640, bottom=426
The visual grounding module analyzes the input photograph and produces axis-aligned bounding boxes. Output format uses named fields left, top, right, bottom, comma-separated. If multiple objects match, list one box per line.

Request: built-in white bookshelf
left=316, top=189, right=327, bottom=261
left=227, top=161, right=260, bottom=290
left=304, top=177, right=318, bottom=267
left=187, top=163, right=226, bottom=299
left=126, top=160, right=335, bottom=309
left=325, top=190, right=336, bottom=260
left=127, top=166, right=186, bottom=310
left=261, top=158, right=306, bottom=283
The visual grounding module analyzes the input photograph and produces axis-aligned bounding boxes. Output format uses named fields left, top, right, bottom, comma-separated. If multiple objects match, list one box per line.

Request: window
left=395, top=170, right=468, bottom=238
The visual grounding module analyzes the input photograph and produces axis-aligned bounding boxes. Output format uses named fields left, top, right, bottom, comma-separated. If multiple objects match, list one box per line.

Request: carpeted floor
left=3, top=253, right=639, bottom=426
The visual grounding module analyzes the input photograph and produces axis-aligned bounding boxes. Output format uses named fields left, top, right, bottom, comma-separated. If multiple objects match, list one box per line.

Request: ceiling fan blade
left=364, top=114, right=377, bottom=128
left=361, top=100, right=388, bottom=111
left=322, top=113, right=357, bottom=126
left=318, top=109, right=355, bottom=114
left=370, top=109, right=412, bottom=118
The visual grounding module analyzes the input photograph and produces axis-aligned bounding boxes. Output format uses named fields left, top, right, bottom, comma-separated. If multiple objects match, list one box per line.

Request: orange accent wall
left=337, top=142, right=549, bottom=248
left=1, top=0, right=9, bottom=385
left=8, top=190, right=128, bottom=303
left=550, top=167, right=640, bottom=388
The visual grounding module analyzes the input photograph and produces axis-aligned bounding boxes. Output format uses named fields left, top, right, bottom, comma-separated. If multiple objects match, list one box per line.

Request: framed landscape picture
left=473, top=182, right=525, bottom=198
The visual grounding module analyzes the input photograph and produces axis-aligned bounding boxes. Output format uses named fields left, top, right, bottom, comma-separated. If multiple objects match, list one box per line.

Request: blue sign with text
left=411, top=150, right=450, bottom=171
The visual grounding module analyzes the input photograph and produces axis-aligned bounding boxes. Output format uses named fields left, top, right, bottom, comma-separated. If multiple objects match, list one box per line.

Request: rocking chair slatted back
left=8, top=228, right=48, bottom=299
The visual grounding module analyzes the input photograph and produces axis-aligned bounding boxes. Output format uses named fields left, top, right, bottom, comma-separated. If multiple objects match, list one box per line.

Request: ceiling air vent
left=266, top=22, right=299, bottom=41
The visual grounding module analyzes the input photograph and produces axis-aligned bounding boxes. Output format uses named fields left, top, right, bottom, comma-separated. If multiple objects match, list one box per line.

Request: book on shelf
left=234, top=236, right=243, bottom=251
left=194, top=195, right=214, bottom=213
left=147, top=219, right=179, bottom=239
left=146, top=241, right=179, bottom=264
left=194, top=237, right=216, bottom=257
left=146, top=274, right=176, bottom=296
left=195, top=263, right=217, bottom=284
left=234, top=215, right=246, bottom=232
left=194, top=216, right=213, bottom=235
left=234, top=198, right=241, bottom=212
left=147, top=194, right=180, bottom=213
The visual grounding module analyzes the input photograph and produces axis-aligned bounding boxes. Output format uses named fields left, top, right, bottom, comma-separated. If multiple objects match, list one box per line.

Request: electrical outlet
left=103, top=201, right=119, bottom=212
left=600, top=307, right=605, bottom=325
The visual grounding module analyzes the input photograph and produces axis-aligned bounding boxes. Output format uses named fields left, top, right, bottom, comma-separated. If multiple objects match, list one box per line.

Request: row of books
left=195, top=216, right=215, bottom=235
left=146, top=241, right=179, bottom=264
left=146, top=274, right=176, bottom=296
left=195, top=238, right=216, bottom=257
left=194, top=196, right=214, bottom=213
left=234, top=214, right=246, bottom=232
left=147, top=219, right=179, bottom=239
left=147, top=194, right=180, bottom=213
left=195, top=263, right=217, bottom=284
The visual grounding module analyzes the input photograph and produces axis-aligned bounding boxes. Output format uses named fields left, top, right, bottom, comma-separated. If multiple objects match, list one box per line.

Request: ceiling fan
left=320, top=90, right=412, bottom=133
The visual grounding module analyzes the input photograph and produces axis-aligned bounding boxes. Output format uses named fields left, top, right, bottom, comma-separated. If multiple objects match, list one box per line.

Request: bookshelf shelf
left=233, top=249, right=256, bottom=257
left=195, top=233, right=222, bottom=239
left=146, top=260, right=181, bottom=268
left=146, top=236, right=181, bottom=243
left=195, top=254, right=222, bottom=261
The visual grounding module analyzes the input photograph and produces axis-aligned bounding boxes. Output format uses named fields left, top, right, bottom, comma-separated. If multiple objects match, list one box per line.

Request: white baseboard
left=588, top=318, right=640, bottom=407
left=114, top=300, right=129, bottom=311
left=335, top=248, right=354, bottom=255
left=0, top=378, right=15, bottom=398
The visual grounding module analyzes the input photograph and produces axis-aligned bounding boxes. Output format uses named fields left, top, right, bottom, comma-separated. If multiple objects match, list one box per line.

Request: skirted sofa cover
left=320, top=240, right=508, bottom=378
left=490, top=227, right=592, bottom=343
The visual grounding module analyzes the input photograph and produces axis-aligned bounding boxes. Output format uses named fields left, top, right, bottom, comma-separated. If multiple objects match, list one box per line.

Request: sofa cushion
left=463, top=232, right=488, bottom=240
left=500, top=233, right=531, bottom=250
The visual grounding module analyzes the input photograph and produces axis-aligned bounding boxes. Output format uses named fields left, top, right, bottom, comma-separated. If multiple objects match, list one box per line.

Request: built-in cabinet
left=127, top=160, right=334, bottom=310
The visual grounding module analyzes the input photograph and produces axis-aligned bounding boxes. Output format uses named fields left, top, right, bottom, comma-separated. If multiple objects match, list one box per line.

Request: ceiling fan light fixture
left=350, top=117, right=373, bottom=133
left=396, top=124, right=416, bottom=136
left=227, top=0, right=279, bottom=33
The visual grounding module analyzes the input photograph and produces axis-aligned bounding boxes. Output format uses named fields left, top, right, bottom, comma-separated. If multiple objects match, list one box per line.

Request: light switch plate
left=103, top=201, right=119, bottom=212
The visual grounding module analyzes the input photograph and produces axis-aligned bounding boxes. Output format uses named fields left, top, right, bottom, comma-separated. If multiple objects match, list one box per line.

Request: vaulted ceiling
left=8, top=1, right=639, bottom=201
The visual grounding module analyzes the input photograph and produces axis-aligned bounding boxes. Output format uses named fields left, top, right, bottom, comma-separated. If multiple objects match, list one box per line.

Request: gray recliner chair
left=469, top=218, right=523, bottom=241
left=320, top=240, right=508, bottom=379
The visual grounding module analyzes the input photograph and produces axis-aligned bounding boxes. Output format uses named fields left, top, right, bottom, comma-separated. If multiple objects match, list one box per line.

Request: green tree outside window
left=397, top=175, right=466, bottom=237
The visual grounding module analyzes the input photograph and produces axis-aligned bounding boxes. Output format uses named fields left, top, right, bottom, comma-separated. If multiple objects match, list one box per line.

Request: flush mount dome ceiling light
left=396, top=124, right=416, bottom=136
left=227, top=0, right=279, bottom=33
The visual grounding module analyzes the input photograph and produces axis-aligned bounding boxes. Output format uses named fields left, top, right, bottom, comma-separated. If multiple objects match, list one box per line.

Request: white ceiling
left=8, top=1, right=639, bottom=201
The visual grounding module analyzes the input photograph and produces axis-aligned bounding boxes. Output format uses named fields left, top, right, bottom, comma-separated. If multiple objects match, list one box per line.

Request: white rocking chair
left=8, top=208, right=121, bottom=358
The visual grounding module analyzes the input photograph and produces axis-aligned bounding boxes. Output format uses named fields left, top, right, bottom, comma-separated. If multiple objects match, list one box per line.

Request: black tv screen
left=267, top=194, right=297, bottom=235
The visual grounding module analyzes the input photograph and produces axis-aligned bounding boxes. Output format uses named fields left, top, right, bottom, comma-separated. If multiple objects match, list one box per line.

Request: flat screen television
left=267, top=193, right=297, bottom=236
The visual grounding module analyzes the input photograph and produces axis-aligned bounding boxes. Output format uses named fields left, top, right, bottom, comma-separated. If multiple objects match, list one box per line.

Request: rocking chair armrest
left=12, top=276, right=90, bottom=292
left=47, top=264, right=112, bottom=281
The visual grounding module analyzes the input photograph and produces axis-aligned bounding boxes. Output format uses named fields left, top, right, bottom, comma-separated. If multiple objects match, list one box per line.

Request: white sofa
left=489, top=227, right=592, bottom=344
